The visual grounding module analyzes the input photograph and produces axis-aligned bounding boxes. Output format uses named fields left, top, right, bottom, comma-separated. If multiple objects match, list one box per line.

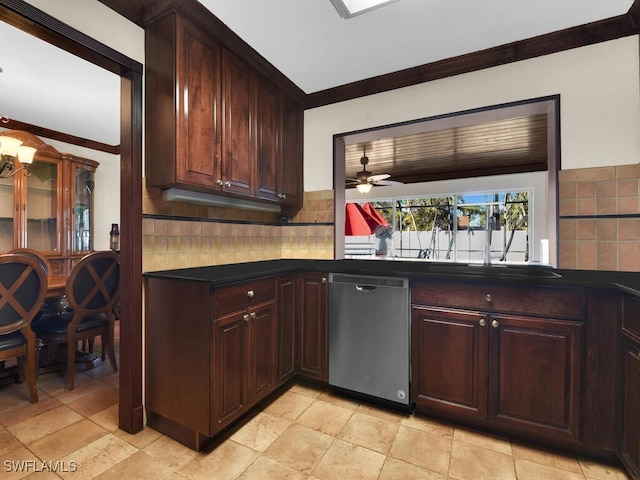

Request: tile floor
left=0, top=324, right=632, bottom=480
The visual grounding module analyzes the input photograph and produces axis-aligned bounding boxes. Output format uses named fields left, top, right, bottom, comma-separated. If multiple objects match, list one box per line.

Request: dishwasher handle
left=355, top=285, right=376, bottom=293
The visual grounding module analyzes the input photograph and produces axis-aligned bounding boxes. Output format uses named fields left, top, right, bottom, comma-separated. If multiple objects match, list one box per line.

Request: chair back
left=8, top=248, right=51, bottom=276
left=65, top=251, right=120, bottom=317
left=0, top=254, right=48, bottom=335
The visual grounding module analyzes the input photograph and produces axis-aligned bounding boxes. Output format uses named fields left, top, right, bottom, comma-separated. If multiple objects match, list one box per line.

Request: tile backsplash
left=142, top=182, right=334, bottom=272
left=558, top=164, right=640, bottom=271
left=143, top=163, right=640, bottom=273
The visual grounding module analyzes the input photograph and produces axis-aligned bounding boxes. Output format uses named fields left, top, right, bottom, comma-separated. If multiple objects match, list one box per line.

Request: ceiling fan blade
left=373, top=179, right=404, bottom=186
left=368, top=173, right=390, bottom=182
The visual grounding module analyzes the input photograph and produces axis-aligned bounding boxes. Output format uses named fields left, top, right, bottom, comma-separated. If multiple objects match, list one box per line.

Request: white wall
left=304, top=36, right=640, bottom=192
left=21, top=0, right=144, bottom=249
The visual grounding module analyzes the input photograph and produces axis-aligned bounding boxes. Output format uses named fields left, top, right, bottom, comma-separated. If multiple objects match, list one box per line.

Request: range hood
left=162, top=188, right=281, bottom=213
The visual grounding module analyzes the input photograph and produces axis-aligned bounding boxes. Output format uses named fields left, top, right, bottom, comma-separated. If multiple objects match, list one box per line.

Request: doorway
left=0, top=0, right=144, bottom=433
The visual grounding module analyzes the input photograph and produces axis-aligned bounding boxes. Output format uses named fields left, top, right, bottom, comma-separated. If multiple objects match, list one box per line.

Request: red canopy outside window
left=345, top=202, right=389, bottom=236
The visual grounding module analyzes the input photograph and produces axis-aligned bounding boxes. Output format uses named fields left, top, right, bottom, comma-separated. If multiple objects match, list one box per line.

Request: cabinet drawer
left=213, top=277, right=275, bottom=316
left=623, top=294, right=640, bottom=342
left=412, top=281, right=585, bottom=319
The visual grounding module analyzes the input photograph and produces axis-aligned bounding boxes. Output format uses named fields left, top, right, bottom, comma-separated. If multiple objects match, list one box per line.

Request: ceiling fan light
left=356, top=182, right=373, bottom=194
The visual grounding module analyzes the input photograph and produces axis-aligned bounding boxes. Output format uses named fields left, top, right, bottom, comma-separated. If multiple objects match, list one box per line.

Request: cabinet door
left=411, top=306, right=487, bottom=418
left=255, top=77, right=279, bottom=202
left=297, top=272, right=328, bottom=381
left=279, top=98, right=303, bottom=211
left=622, top=339, right=640, bottom=478
left=70, top=162, right=96, bottom=254
left=0, top=175, right=17, bottom=252
left=489, top=314, right=582, bottom=439
left=176, top=18, right=222, bottom=188
left=212, top=310, right=246, bottom=432
left=24, top=158, right=62, bottom=254
left=246, top=300, right=277, bottom=404
left=222, top=50, right=254, bottom=196
left=277, top=275, right=296, bottom=384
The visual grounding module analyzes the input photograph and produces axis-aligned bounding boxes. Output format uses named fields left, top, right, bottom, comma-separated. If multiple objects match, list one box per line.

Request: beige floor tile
left=312, top=439, right=386, bottom=480
left=26, top=418, right=108, bottom=461
left=515, top=458, right=586, bottom=480
left=8, top=406, right=84, bottom=445
left=88, top=404, right=119, bottom=431
left=178, top=439, right=259, bottom=480
left=0, top=428, right=23, bottom=457
left=317, top=390, right=359, bottom=410
left=143, top=435, right=198, bottom=471
left=356, top=402, right=407, bottom=424
left=114, top=425, right=163, bottom=449
left=389, top=425, right=451, bottom=475
left=400, top=415, right=453, bottom=438
left=92, top=450, right=174, bottom=480
left=237, top=455, right=308, bottom=480
left=230, top=412, right=291, bottom=452
left=66, top=384, right=119, bottom=417
left=338, top=411, right=399, bottom=454
left=449, top=441, right=516, bottom=480
left=263, top=424, right=334, bottom=473
left=263, top=391, right=315, bottom=421
left=0, top=445, right=36, bottom=480
left=0, top=394, right=61, bottom=428
left=378, top=457, right=447, bottom=480
left=296, top=399, right=354, bottom=436
left=453, top=426, right=512, bottom=455
left=511, top=441, right=583, bottom=473
left=579, top=457, right=631, bottom=480
left=57, top=433, right=138, bottom=480
left=288, top=383, right=324, bottom=399
left=23, top=471, right=62, bottom=479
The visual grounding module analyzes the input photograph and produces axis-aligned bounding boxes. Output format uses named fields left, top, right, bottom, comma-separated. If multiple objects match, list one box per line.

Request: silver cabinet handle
left=479, top=318, right=486, bottom=327
left=216, top=179, right=223, bottom=186
left=225, top=181, right=231, bottom=188
left=322, top=277, right=327, bottom=284
left=247, top=290, right=254, bottom=298
left=485, top=294, right=493, bottom=302
left=243, top=314, right=249, bottom=322
left=250, top=312, right=257, bottom=319
left=491, top=319, right=499, bottom=328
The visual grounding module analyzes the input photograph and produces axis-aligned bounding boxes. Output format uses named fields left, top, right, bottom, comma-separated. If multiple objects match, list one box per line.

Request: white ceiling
left=198, top=0, right=634, bottom=93
left=0, top=0, right=634, bottom=146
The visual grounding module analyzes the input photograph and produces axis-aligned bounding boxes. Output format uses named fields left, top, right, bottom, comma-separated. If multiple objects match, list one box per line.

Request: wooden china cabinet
left=0, top=131, right=98, bottom=275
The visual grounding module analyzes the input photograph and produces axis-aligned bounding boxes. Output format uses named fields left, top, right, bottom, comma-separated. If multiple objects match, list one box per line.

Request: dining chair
left=8, top=248, right=51, bottom=276
left=31, top=251, right=119, bottom=390
left=0, top=253, right=48, bottom=403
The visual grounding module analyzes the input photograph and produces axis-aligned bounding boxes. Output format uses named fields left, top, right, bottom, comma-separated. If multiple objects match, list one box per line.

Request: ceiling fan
left=347, top=149, right=403, bottom=193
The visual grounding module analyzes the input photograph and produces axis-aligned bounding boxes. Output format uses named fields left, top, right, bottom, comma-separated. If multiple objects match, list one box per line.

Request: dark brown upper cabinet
left=144, top=10, right=303, bottom=215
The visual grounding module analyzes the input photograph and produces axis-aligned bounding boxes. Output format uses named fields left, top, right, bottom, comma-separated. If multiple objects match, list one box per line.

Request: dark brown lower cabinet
left=621, top=293, right=640, bottom=479
left=297, top=272, right=328, bottom=381
left=621, top=338, right=640, bottom=478
left=276, top=274, right=296, bottom=384
left=212, top=299, right=276, bottom=431
left=412, top=305, right=583, bottom=441
left=145, top=276, right=276, bottom=450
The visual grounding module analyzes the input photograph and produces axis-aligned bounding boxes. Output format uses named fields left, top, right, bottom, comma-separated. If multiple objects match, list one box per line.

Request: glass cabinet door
left=25, top=159, right=60, bottom=253
left=73, top=165, right=94, bottom=253
left=0, top=175, right=16, bottom=252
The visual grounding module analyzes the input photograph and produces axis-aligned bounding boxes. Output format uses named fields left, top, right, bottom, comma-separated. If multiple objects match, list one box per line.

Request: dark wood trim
left=306, top=10, right=640, bottom=108
left=0, top=0, right=144, bottom=434
left=0, top=118, right=120, bottom=155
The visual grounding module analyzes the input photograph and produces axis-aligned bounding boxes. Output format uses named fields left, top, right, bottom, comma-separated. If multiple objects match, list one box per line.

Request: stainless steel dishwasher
left=328, top=273, right=410, bottom=406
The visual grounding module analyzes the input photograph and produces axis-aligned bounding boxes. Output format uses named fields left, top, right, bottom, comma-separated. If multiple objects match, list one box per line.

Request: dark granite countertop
left=143, top=259, right=640, bottom=297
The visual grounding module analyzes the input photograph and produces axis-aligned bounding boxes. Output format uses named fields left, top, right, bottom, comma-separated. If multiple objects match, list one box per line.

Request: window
left=346, top=188, right=535, bottom=264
